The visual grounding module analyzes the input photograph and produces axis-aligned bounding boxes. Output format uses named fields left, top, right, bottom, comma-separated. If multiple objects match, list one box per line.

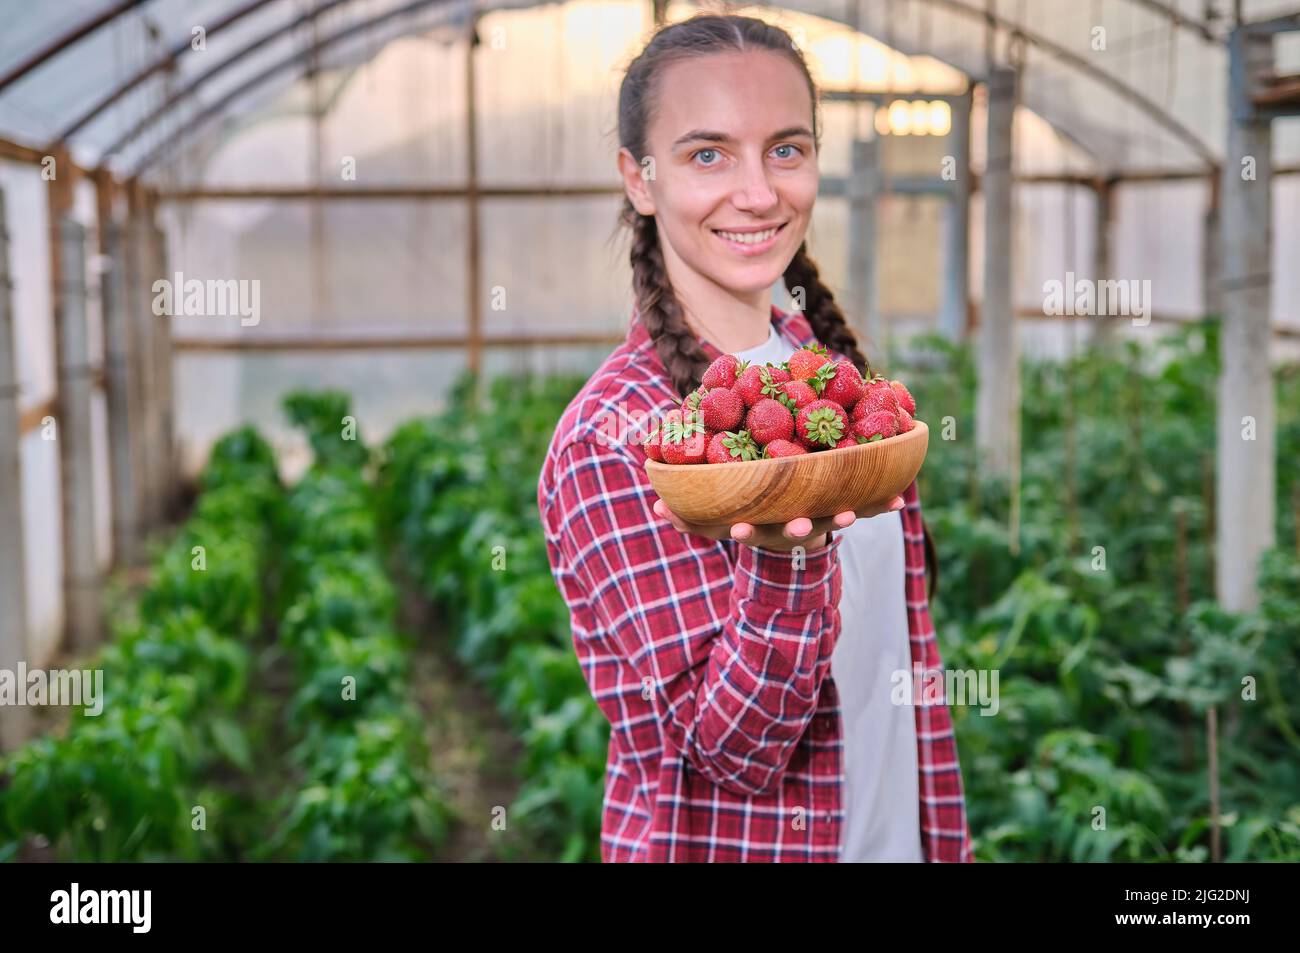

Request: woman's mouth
left=711, top=222, right=787, bottom=256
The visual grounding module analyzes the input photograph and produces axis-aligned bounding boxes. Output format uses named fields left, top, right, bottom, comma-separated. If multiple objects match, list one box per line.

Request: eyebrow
left=671, top=125, right=814, bottom=149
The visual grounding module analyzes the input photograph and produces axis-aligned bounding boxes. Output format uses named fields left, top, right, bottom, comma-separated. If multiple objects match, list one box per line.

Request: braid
left=783, top=241, right=874, bottom=379
left=623, top=200, right=712, bottom=398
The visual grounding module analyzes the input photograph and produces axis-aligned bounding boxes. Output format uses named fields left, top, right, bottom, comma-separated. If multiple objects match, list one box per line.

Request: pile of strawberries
left=643, top=344, right=918, bottom=465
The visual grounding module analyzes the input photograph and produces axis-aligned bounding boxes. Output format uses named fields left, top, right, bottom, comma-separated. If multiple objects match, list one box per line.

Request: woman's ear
left=618, top=146, right=657, bottom=217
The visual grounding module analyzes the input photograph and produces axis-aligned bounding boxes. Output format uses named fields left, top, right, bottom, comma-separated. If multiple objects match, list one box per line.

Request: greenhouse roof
left=0, top=0, right=1298, bottom=179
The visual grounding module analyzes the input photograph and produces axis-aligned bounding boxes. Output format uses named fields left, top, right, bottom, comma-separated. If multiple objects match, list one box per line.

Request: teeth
left=716, top=226, right=779, bottom=245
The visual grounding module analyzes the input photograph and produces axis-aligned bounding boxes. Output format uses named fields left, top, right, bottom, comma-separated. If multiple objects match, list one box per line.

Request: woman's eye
left=693, top=148, right=719, bottom=166
left=773, top=144, right=801, bottom=160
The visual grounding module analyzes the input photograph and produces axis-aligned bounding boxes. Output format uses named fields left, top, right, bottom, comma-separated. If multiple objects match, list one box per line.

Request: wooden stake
left=1208, top=705, right=1221, bottom=862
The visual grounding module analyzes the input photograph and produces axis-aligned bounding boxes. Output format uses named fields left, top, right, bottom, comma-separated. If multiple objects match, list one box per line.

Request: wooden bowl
left=645, top=420, right=928, bottom=526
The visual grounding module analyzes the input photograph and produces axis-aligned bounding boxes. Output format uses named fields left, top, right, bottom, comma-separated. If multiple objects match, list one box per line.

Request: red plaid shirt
left=537, top=304, right=974, bottom=862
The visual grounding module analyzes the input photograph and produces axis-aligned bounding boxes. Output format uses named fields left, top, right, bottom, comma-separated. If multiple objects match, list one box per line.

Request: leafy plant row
left=255, top=391, right=450, bottom=861
left=899, top=318, right=1300, bottom=861
left=378, top=374, right=608, bottom=862
left=0, top=427, right=282, bottom=861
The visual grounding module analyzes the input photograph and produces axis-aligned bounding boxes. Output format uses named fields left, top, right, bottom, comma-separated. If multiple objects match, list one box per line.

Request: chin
left=718, top=263, right=787, bottom=295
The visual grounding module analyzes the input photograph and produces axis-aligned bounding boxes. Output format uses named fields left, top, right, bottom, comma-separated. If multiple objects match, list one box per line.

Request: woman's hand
left=651, top=495, right=906, bottom=553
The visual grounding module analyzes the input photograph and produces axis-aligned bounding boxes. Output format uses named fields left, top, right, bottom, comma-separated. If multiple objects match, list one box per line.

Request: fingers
left=783, top=516, right=813, bottom=539
left=654, top=494, right=907, bottom=547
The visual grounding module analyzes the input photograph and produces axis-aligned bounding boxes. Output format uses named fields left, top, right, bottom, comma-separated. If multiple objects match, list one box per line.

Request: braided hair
left=615, top=12, right=873, bottom=396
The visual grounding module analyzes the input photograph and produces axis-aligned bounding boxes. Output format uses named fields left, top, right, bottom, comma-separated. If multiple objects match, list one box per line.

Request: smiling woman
left=538, top=12, right=973, bottom=864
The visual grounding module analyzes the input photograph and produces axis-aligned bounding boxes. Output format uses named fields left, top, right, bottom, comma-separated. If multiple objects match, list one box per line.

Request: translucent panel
left=0, top=161, right=55, bottom=408
left=160, top=198, right=469, bottom=337
left=1016, top=184, right=1097, bottom=313
left=877, top=192, right=944, bottom=319
left=479, top=194, right=629, bottom=337
left=476, top=1, right=651, bottom=187
left=318, top=199, right=470, bottom=330
left=1114, top=179, right=1211, bottom=317
left=20, top=430, right=62, bottom=667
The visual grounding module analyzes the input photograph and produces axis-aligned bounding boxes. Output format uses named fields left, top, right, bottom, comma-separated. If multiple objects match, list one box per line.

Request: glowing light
left=874, top=99, right=953, bottom=136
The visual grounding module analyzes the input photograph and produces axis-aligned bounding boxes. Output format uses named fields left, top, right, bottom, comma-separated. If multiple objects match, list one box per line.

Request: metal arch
left=0, top=0, right=150, bottom=94
left=101, top=0, right=365, bottom=159
left=905, top=0, right=1218, bottom=166
left=1127, top=0, right=1222, bottom=43
left=11, top=0, right=1223, bottom=164
left=128, top=0, right=462, bottom=175
left=56, top=0, right=285, bottom=142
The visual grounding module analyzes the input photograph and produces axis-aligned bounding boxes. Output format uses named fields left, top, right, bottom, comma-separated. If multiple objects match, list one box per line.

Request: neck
left=659, top=237, right=774, bottom=353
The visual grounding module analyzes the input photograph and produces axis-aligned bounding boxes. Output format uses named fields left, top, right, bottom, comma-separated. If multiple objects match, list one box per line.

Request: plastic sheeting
left=2, top=0, right=1299, bottom=174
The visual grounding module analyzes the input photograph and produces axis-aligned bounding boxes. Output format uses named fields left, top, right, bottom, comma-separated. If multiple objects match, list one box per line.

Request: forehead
left=649, top=50, right=812, bottom=148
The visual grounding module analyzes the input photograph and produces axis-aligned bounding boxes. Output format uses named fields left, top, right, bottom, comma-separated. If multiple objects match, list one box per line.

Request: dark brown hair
left=615, top=12, right=872, bottom=398
left=613, top=12, right=938, bottom=601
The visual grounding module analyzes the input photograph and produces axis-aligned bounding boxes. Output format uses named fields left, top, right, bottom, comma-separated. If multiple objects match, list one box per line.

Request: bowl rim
left=645, top=418, right=928, bottom=473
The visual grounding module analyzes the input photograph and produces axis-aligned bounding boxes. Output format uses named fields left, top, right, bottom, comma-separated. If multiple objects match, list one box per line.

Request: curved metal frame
left=128, top=0, right=459, bottom=174
left=2, top=0, right=1234, bottom=171
left=907, top=0, right=1217, bottom=165
left=0, top=0, right=148, bottom=94
left=101, top=0, right=366, bottom=159
left=56, top=0, right=283, bottom=141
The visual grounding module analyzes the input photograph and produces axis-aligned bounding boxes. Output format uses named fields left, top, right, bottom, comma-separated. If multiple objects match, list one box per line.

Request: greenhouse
left=0, top=0, right=1297, bottom=864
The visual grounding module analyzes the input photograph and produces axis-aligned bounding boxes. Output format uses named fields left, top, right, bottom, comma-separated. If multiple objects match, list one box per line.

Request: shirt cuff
left=736, top=533, right=842, bottom=612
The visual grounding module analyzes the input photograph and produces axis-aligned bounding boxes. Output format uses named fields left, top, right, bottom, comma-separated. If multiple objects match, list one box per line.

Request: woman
left=537, top=13, right=973, bottom=862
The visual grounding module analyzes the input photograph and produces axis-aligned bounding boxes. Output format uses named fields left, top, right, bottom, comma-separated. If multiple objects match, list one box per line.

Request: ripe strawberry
left=702, top=354, right=741, bottom=390
left=706, top=430, right=760, bottom=464
left=832, top=435, right=858, bottom=450
left=774, top=379, right=817, bottom=413
left=820, top=360, right=865, bottom=411
left=787, top=343, right=831, bottom=381
left=681, top=385, right=707, bottom=416
left=660, top=410, right=708, bottom=465
left=853, top=378, right=900, bottom=421
left=796, top=399, right=849, bottom=450
left=745, top=397, right=795, bottom=446
left=642, top=420, right=664, bottom=462
left=890, top=379, right=916, bottom=416
left=736, top=363, right=791, bottom=407
left=698, top=386, right=744, bottom=431
left=762, top=439, right=807, bottom=458
left=853, top=410, right=898, bottom=443
left=896, top=407, right=915, bottom=433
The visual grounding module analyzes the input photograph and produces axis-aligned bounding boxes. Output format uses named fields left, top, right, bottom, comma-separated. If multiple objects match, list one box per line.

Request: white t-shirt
left=731, top=321, right=923, bottom=862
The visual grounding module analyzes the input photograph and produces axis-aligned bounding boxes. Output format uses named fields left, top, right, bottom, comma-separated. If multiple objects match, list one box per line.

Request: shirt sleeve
left=545, top=437, right=843, bottom=798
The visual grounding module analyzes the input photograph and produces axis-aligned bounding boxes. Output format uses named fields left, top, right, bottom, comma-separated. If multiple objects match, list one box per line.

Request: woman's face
left=625, top=49, right=819, bottom=297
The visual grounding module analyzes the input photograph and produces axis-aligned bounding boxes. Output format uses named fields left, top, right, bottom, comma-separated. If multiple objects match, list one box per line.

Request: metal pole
left=124, top=196, right=159, bottom=531
left=465, top=21, right=482, bottom=381
left=54, top=217, right=103, bottom=653
left=1216, top=27, right=1275, bottom=612
left=1088, top=179, right=1116, bottom=348
left=1203, top=173, right=1223, bottom=318
left=976, top=67, right=1020, bottom=478
left=0, top=189, right=33, bottom=749
left=941, top=88, right=972, bottom=340
left=847, top=137, right=881, bottom=353
left=101, top=216, right=142, bottom=564
left=149, top=217, right=175, bottom=521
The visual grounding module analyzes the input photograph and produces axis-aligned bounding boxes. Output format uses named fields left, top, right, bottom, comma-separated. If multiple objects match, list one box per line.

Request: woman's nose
left=732, top=160, right=779, bottom=211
